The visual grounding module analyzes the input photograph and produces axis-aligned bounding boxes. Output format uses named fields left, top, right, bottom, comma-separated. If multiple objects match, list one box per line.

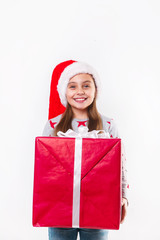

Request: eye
left=83, top=85, right=89, bottom=88
left=69, top=86, right=76, bottom=89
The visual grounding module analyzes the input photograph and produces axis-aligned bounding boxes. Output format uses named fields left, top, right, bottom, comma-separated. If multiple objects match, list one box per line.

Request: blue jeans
left=48, top=227, right=109, bottom=240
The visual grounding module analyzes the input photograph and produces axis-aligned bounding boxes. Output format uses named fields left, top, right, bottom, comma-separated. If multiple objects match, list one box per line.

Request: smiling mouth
left=74, top=98, right=87, bottom=102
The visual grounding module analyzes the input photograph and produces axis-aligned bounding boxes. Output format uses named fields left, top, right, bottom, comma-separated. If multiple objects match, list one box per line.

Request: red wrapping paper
left=32, top=137, right=122, bottom=229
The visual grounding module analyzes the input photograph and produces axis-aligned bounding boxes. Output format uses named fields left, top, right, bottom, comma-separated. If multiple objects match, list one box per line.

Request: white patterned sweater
left=42, top=113, right=129, bottom=203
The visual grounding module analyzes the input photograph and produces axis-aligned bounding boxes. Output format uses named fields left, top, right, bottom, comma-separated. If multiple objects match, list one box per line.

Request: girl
left=42, top=60, right=129, bottom=240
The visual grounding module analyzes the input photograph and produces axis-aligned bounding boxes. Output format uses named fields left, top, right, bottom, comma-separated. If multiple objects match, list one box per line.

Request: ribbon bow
left=57, top=126, right=110, bottom=138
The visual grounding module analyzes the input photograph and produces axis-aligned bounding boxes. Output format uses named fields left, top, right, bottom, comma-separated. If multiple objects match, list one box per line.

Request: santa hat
left=48, top=60, right=101, bottom=120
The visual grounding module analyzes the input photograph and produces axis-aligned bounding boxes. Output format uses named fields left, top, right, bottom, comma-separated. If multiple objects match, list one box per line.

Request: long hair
left=53, top=75, right=103, bottom=136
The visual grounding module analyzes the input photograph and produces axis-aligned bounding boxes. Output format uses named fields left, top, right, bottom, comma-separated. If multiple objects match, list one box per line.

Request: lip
left=74, top=97, right=87, bottom=102
left=74, top=97, right=87, bottom=100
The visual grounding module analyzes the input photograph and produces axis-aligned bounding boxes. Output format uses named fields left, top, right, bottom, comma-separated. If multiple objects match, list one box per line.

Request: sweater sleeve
left=42, top=120, right=54, bottom=136
left=108, top=119, right=129, bottom=205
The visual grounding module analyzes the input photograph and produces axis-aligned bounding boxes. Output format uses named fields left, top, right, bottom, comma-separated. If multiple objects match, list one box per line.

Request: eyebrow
left=68, top=80, right=92, bottom=85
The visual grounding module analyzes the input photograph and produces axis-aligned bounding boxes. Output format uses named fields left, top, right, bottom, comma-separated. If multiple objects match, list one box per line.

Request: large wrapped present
left=32, top=127, right=122, bottom=229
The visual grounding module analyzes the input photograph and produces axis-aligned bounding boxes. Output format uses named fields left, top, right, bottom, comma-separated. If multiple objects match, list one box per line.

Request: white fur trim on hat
left=57, top=61, right=101, bottom=107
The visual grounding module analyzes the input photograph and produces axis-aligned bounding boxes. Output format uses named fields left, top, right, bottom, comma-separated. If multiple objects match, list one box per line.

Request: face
left=66, top=73, right=97, bottom=112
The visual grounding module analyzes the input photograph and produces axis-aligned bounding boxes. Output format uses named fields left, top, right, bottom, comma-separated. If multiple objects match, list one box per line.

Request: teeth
left=75, top=98, right=86, bottom=100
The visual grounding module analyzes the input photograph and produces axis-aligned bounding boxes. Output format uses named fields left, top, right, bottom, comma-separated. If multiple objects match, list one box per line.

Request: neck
left=72, top=108, right=89, bottom=119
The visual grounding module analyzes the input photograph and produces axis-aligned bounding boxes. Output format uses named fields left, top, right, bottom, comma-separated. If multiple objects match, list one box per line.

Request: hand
left=120, top=197, right=128, bottom=224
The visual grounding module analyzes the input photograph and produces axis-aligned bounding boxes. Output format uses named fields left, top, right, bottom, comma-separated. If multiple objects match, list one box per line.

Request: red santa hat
left=48, top=60, right=101, bottom=120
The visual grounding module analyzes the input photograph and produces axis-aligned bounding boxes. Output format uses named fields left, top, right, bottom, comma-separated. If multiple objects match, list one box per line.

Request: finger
left=120, top=206, right=127, bottom=223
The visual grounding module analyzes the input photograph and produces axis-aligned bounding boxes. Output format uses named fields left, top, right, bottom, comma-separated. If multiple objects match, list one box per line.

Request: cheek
left=66, top=89, right=73, bottom=99
left=88, top=88, right=96, bottom=98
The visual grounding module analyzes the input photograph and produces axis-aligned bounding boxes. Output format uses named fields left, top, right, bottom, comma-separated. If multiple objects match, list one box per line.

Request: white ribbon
left=57, top=126, right=110, bottom=139
left=57, top=126, right=110, bottom=227
left=72, top=137, right=82, bottom=227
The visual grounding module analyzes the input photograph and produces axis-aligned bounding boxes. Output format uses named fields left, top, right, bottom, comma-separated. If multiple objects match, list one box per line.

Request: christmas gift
left=32, top=127, right=122, bottom=229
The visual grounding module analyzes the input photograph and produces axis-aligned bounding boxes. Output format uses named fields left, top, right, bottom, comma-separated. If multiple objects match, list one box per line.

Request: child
left=42, top=60, right=129, bottom=240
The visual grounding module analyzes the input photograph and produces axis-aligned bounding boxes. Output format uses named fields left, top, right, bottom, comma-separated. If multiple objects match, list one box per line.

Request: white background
left=0, top=0, right=160, bottom=239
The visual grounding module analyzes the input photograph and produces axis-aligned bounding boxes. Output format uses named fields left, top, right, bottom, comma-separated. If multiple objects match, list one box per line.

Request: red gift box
left=32, top=137, right=122, bottom=229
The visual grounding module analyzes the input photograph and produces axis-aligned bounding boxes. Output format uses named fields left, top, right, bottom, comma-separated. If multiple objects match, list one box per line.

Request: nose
left=77, top=86, right=85, bottom=94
